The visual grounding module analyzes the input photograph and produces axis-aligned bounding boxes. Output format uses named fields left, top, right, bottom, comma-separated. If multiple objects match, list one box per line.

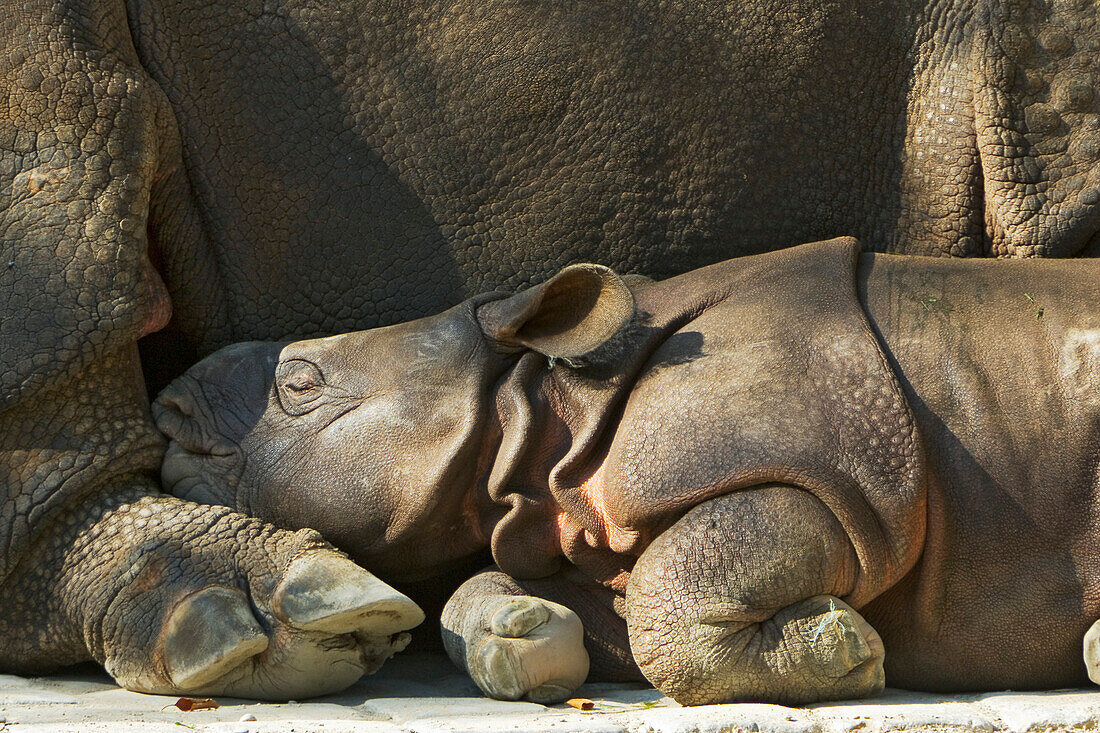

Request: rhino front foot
left=138, top=551, right=424, bottom=698
left=1084, top=619, right=1100, bottom=685
left=2, top=495, right=424, bottom=700
left=632, top=592, right=884, bottom=706
left=443, top=588, right=589, bottom=704
left=626, top=487, right=884, bottom=705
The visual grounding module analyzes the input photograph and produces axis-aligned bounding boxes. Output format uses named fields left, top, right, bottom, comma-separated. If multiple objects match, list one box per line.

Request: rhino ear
left=476, top=264, right=635, bottom=359
left=151, top=342, right=281, bottom=508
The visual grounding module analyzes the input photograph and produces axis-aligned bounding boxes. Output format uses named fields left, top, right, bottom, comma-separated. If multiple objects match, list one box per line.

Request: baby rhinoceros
left=152, top=237, right=1100, bottom=706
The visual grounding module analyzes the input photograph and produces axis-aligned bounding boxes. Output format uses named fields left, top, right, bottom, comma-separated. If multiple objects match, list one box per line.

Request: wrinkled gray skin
left=3, top=0, right=1100, bottom=700
left=155, top=238, right=1100, bottom=706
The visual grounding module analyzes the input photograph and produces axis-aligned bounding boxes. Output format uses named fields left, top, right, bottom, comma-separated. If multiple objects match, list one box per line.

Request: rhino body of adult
left=3, top=0, right=1100, bottom=697
left=155, top=239, right=1100, bottom=704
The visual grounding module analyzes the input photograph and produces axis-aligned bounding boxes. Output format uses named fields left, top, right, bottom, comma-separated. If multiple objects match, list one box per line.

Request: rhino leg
left=626, top=485, right=883, bottom=706
left=441, top=567, right=641, bottom=704
left=0, top=494, right=423, bottom=699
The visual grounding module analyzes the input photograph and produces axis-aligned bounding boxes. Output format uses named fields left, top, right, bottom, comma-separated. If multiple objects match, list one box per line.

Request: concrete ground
left=2, top=652, right=1099, bottom=733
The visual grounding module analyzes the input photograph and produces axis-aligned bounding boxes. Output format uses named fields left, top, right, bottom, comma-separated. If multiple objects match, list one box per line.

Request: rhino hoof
left=160, top=586, right=269, bottom=690
left=490, top=597, right=552, bottom=638
left=470, top=596, right=588, bottom=704
left=796, top=596, right=885, bottom=697
left=272, top=553, right=424, bottom=635
left=1084, top=619, right=1100, bottom=685
left=527, top=683, right=574, bottom=704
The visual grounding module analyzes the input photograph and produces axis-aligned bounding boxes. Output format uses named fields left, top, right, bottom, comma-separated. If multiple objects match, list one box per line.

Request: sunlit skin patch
left=1061, top=327, right=1100, bottom=403
left=562, top=463, right=642, bottom=555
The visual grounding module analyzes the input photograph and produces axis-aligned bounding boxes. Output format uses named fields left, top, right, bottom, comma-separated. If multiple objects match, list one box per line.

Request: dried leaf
left=169, top=697, right=220, bottom=712
left=566, top=698, right=595, bottom=711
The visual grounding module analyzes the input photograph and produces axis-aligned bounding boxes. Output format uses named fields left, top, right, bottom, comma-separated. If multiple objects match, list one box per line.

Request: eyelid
left=275, top=359, right=327, bottom=414
left=286, top=372, right=319, bottom=391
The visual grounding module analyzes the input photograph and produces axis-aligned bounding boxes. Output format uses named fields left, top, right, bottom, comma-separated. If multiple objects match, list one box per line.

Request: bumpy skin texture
left=625, top=487, right=880, bottom=705
left=0, top=0, right=426, bottom=696
left=4, top=0, right=1100, bottom=698
left=156, top=239, right=1100, bottom=704
left=0, top=489, right=423, bottom=699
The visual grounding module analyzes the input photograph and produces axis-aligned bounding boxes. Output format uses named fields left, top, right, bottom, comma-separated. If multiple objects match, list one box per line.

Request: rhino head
left=153, top=264, right=635, bottom=581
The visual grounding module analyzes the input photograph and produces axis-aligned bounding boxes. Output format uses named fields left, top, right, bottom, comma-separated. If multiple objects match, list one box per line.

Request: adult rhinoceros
left=1, top=0, right=1098, bottom=699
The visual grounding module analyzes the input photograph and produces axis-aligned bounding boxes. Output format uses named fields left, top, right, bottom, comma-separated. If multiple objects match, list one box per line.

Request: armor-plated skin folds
left=157, top=239, right=1100, bottom=705
left=0, top=3, right=425, bottom=698
left=4, top=0, right=1100, bottom=699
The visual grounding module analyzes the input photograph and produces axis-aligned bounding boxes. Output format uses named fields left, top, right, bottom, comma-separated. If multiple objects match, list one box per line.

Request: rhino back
left=858, top=253, right=1100, bottom=690
left=121, top=0, right=1100, bottom=378
left=124, top=0, right=915, bottom=349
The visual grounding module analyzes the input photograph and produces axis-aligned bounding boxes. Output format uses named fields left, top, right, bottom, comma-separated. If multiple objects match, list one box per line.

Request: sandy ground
left=2, top=652, right=1099, bottom=733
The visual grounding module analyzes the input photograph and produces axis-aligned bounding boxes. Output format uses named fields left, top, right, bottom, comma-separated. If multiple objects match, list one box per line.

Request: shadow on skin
left=135, top=3, right=467, bottom=394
